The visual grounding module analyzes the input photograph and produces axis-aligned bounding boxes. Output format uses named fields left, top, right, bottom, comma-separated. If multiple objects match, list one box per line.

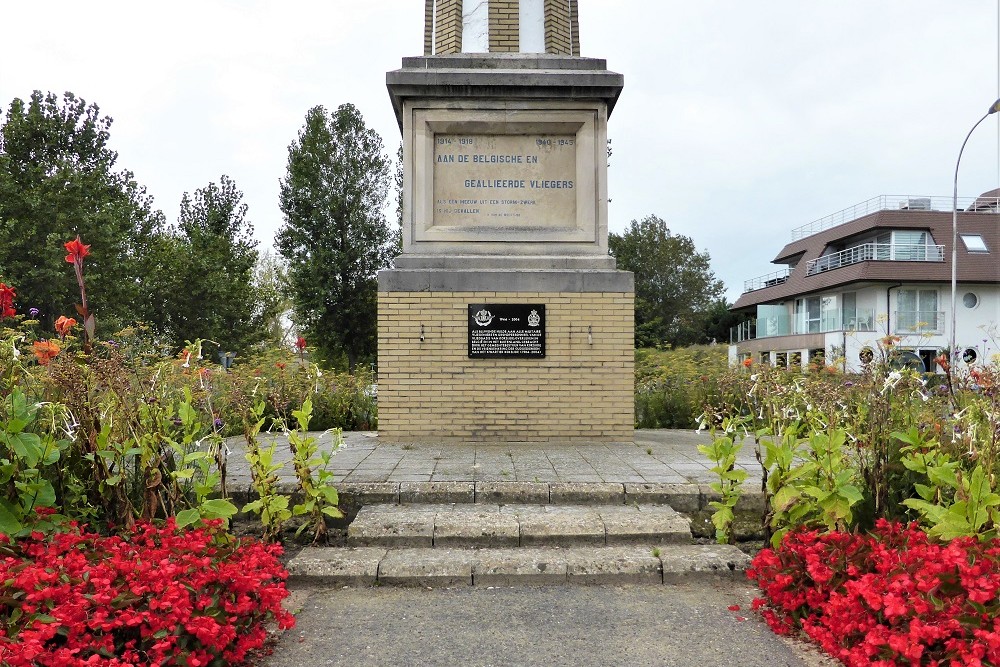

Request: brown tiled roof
left=733, top=209, right=1000, bottom=311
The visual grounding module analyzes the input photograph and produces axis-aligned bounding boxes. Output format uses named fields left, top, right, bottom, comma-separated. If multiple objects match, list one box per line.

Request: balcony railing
left=743, top=269, right=791, bottom=293
left=730, top=320, right=756, bottom=344
left=790, top=195, right=1000, bottom=241
left=805, top=243, right=945, bottom=276
left=730, top=308, right=876, bottom=343
left=894, top=310, right=944, bottom=334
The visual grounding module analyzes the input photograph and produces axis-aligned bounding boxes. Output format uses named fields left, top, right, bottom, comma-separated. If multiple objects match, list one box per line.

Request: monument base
left=377, top=269, right=634, bottom=442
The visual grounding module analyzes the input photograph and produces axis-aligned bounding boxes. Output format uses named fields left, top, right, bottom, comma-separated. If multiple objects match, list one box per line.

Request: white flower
left=881, top=371, right=903, bottom=393
left=182, top=352, right=191, bottom=368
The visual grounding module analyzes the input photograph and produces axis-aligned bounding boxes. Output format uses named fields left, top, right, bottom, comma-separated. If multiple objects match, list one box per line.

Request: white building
left=729, top=191, right=1000, bottom=372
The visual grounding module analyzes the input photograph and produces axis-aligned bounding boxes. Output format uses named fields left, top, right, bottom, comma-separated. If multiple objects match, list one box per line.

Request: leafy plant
left=697, top=422, right=748, bottom=544
left=240, top=401, right=290, bottom=541
left=285, top=398, right=343, bottom=543
left=0, top=388, right=68, bottom=535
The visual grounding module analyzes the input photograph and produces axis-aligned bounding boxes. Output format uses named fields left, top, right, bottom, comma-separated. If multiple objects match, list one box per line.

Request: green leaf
left=175, top=509, right=201, bottom=528
left=321, top=506, right=344, bottom=519
left=839, top=485, right=865, bottom=506
left=0, top=503, right=22, bottom=537
left=200, top=499, right=237, bottom=518
left=5, top=432, right=42, bottom=468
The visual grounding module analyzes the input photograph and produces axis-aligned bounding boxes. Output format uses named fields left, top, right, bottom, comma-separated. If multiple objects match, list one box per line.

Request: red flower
left=54, top=315, right=77, bottom=337
left=32, top=340, right=60, bottom=365
left=63, top=236, right=90, bottom=264
left=0, top=282, right=15, bottom=318
left=295, top=336, right=307, bottom=351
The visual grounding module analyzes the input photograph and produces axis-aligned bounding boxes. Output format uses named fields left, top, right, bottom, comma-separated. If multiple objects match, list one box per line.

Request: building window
left=963, top=292, right=979, bottom=309
left=961, top=234, right=989, bottom=253
left=896, top=289, right=939, bottom=333
left=796, top=297, right=821, bottom=333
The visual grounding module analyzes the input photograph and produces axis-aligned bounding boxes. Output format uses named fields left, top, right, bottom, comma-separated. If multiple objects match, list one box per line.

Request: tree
left=146, top=176, right=273, bottom=356
left=609, top=215, right=725, bottom=348
left=252, top=250, right=293, bottom=348
left=0, top=91, right=165, bottom=332
left=276, top=104, right=394, bottom=371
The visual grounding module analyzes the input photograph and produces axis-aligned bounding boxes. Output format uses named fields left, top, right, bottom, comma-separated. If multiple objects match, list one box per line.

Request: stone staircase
left=285, top=487, right=753, bottom=587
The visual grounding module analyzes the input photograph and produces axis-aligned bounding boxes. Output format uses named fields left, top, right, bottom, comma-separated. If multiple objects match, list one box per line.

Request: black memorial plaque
left=468, top=304, right=545, bottom=358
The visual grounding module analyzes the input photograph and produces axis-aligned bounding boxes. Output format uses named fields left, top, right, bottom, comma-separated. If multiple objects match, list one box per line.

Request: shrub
left=634, top=345, right=731, bottom=428
left=749, top=521, right=1000, bottom=666
left=0, top=518, right=294, bottom=666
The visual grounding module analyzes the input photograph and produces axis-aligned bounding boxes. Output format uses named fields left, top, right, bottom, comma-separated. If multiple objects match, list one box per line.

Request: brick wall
left=569, top=0, right=580, bottom=56
left=378, top=290, right=634, bottom=441
left=424, top=0, right=580, bottom=55
left=424, top=0, right=434, bottom=55
left=543, top=0, right=572, bottom=55
left=488, top=0, right=520, bottom=52
left=434, top=0, right=463, bottom=55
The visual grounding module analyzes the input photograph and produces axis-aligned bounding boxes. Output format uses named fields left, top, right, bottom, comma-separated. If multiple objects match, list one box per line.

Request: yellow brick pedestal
left=377, top=280, right=634, bottom=441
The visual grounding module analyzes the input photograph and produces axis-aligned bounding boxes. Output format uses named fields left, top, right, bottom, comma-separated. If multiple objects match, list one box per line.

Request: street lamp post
left=950, top=98, right=1000, bottom=361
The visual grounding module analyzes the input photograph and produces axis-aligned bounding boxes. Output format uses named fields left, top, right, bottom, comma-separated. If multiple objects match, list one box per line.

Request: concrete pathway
left=224, top=429, right=762, bottom=490
left=263, top=583, right=837, bottom=667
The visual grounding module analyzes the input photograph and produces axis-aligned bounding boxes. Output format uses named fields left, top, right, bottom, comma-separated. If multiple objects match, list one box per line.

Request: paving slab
left=596, top=505, right=691, bottom=544
left=660, top=544, right=753, bottom=582
left=472, top=547, right=570, bottom=586
left=399, top=481, right=475, bottom=504
left=286, top=546, right=386, bottom=586
left=475, top=481, right=549, bottom=504
left=347, top=505, right=436, bottom=547
left=287, top=543, right=752, bottom=587
left=564, top=545, right=663, bottom=584
left=549, top=482, right=625, bottom=504
left=337, top=482, right=400, bottom=505
left=507, top=504, right=606, bottom=546
left=624, top=482, right=701, bottom=512
left=377, top=548, right=473, bottom=587
left=432, top=505, right=519, bottom=547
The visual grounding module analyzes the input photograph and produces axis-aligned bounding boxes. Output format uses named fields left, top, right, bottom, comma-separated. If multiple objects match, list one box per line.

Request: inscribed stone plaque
left=434, top=135, right=576, bottom=228
left=468, top=304, right=545, bottom=358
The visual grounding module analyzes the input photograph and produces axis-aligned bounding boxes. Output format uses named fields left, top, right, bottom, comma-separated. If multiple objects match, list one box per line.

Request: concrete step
left=346, top=503, right=692, bottom=548
left=286, top=543, right=751, bottom=587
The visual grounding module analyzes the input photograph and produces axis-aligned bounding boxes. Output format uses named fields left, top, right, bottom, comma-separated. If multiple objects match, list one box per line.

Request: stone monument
left=379, top=0, right=631, bottom=441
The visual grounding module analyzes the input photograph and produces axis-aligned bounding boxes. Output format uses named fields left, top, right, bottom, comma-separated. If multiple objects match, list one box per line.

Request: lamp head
left=990, top=98, right=1000, bottom=114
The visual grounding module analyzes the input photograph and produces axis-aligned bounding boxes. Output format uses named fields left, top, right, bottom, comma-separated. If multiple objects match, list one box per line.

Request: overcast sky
left=5, top=1, right=1000, bottom=301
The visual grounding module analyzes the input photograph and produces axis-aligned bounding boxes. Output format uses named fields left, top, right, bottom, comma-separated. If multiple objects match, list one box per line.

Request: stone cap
left=392, top=254, right=617, bottom=271
left=387, top=54, right=624, bottom=131
left=377, top=268, right=634, bottom=293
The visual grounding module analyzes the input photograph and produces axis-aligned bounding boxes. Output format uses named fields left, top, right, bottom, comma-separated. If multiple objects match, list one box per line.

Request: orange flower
left=32, top=340, right=60, bottom=365
left=64, top=236, right=91, bottom=264
left=276, top=362, right=286, bottom=370
left=742, top=358, right=753, bottom=368
left=54, top=315, right=77, bottom=337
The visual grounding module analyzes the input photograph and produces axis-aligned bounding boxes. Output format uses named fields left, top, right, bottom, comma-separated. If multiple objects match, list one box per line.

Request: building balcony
left=730, top=308, right=877, bottom=344
left=790, top=195, right=1000, bottom=241
left=743, top=269, right=790, bottom=293
left=805, top=243, right=945, bottom=276
left=894, top=310, right=944, bottom=335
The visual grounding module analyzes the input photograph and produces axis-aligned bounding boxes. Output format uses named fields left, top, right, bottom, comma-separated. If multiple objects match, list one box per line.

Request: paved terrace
left=223, top=429, right=763, bottom=490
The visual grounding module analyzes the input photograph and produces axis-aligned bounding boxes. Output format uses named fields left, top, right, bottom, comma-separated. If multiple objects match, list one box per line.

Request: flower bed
left=749, top=521, right=1000, bottom=666
left=0, top=519, right=294, bottom=666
